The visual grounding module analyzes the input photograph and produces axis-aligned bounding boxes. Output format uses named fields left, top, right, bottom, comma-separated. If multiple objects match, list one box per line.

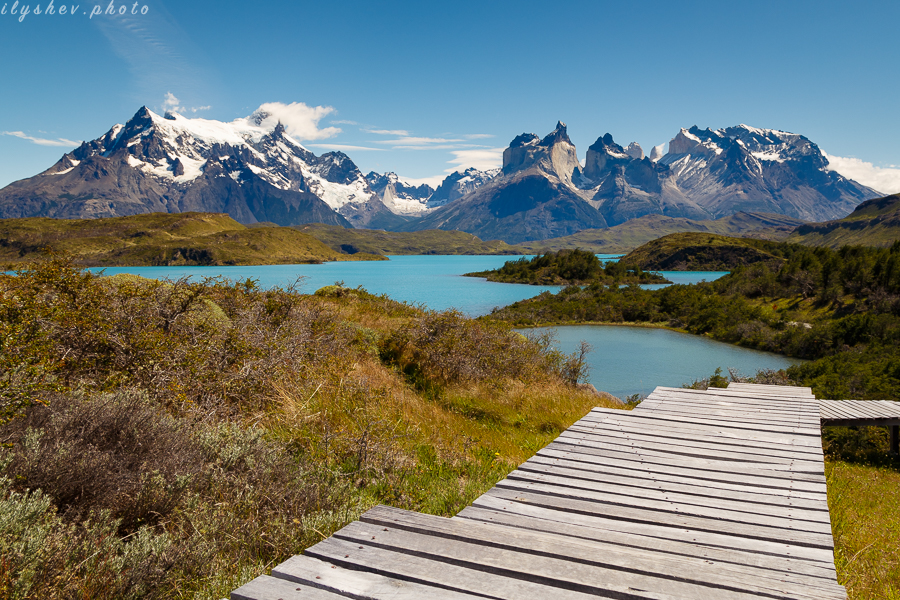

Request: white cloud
left=464, top=133, right=494, bottom=140
left=1, top=131, right=79, bottom=147
left=161, top=92, right=211, bottom=115
left=163, top=91, right=180, bottom=111
left=308, top=144, right=386, bottom=152
left=824, top=153, right=900, bottom=195
left=446, top=148, right=505, bottom=173
left=252, top=101, right=341, bottom=141
left=364, top=128, right=410, bottom=136
left=376, top=136, right=467, bottom=148
left=331, top=120, right=358, bottom=125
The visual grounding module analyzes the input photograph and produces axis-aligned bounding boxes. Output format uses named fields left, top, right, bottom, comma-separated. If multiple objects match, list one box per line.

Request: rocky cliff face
left=365, top=172, right=434, bottom=216
left=403, top=122, right=879, bottom=241
left=658, top=125, right=877, bottom=221
left=403, top=123, right=607, bottom=243
left=426, top=167, right=499, bottom=209
left=0, top=107, right=396, bottom=227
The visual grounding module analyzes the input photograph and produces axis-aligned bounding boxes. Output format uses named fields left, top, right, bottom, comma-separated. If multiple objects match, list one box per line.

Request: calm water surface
left=93, top=255, right=725, bottom=316
left=94, top=256, right=796, bottom=395
left=521, top=325, right=803, bottom=400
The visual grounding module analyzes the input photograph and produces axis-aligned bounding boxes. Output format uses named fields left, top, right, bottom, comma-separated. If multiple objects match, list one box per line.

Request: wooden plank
left=846, top=401, right=896, bottom=419
left=455, top=503, right=839, bottom=580
left=549, top=437, right=827, bottom=479
left=819, top=402, right=864, bottom=419
left=272, top=555, right=482, bottom=599
left=565, top=422, right=824, bottom=463
left=491, top=478, right=834, bottom=534
left=637, top=399, right=820, bottom=425
left=507, top=465, right=830, bottom=516
left=578, top=414, right=826, bottom=455
left=587, top=408, right=824, bottom=443
left=645, top=390, right=820, bottom=411
left=481, top=487, right=836, bottom=549
left=537, top=446, right=828, bottom=493
left=331, top=518, right=832, bottom=600
left=663, top=386, right=815, bottom=399
left=605, top=410, right=823, bottom=436
left=567, top=419, right=825, bottom=460
left=359, top=506, right=846, bottom=599
left=465, top=494, right=837, bottom=566
left=556, top=430, right=826, bottom=472
left=637, top=400, right=819, bottom=423
left=523, top=455, right=830, bottom=506
left=305, top=535, right=680, bottom=600
left=230, top=575, right=349, bottom=600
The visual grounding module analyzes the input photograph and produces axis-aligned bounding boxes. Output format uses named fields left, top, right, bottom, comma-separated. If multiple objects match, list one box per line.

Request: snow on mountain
left=0, top=106, right=393, bottom=227
left=365, top=172, right=435, bottom=215
left=654, top=124, right=877, bottom=221
left=427, top=167, right=499, bottom=209
left=624, top=142, right=644, bottom=160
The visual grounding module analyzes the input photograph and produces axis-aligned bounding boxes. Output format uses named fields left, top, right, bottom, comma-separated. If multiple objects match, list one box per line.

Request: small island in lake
left=464, top=248, right=671, bottom=285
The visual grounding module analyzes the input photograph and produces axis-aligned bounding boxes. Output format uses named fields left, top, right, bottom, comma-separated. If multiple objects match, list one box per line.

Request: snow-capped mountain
left=365, top=172, right=434, bottom=215
left=426, top=167, right=499, bottom=209
left=402, top=122, right=880, bottom=242
left=402, top=122, right=608, bottom=243
left=656, top=124, right=875, bottom=222
left=0, top=107, right=394, bottom=227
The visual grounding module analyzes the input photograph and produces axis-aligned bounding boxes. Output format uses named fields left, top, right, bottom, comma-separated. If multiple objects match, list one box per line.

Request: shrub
left=0, top=390, right=202, bottom=533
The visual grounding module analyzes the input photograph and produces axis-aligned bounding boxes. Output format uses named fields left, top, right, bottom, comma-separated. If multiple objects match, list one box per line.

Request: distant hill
left=465, top=248, right=669, bottom=286
left=516, top=212, right=805, bottom=253
left=619, top=232, right=785, bottom=271
left=0, top=212, right=385, bottom=267
left=295, top=223, right=520, bottom=255
left=788, top=194, right=900, bottom=248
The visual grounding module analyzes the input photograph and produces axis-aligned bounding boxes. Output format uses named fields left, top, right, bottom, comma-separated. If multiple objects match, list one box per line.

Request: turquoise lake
left=521, top=325, right=803, bottom=400
left=93, top=255, right=798, bottom=397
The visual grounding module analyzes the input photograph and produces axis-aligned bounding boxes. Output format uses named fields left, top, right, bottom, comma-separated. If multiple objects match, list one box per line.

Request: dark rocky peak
left=503, top=123, right=576, bottom=174
left=312, top=151, right=363, bottom=185
left=588, top=133, right=626, bottom=154
left=164, top=111, right=178, bottom=121
left=540, top=121, right=572, bottom=147
left=583, top=133, right=633, bottom=181
left=120, top=106, right=155, bottom=139
left=509, top=133, right=540, bottom=148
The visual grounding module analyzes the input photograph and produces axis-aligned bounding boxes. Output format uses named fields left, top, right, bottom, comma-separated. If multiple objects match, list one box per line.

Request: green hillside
left=789, top=194, right=900, bottom=248
left=516, top=212, right=804, bottom=253
left=0, top=212, right=386, bottom=266
left=295, top=223, right=521, bottom=255
left=619, top=232, right=785, bottom=271
left=466, top=248, right=669, bottom=285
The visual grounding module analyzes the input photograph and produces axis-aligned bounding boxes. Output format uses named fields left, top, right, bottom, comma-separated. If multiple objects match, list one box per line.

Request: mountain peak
left=541, top=121, right=571, bottom=146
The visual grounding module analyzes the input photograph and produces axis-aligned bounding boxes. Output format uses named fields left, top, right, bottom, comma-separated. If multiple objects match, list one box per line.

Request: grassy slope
left=827, top=460, right=900, bottom=599
left=515, top=212, right=804, bottom=254
left=296, top=223, right=522, bottom=255
left=619, top=232, right=784, bottom=270
left=0, top=259, right=618, bottom=599
left=789, top=194, right=900, bottom=249
left=0, top=212, right=386, bottom=266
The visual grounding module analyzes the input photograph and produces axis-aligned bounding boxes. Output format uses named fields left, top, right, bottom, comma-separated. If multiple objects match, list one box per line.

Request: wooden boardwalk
left=231, top=383, right=846, bottom=599
left=819, top=398, right=900, bottom=453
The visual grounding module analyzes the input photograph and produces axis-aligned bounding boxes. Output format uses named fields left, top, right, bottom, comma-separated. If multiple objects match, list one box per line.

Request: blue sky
left=1, top=0, right=899, bottom=190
